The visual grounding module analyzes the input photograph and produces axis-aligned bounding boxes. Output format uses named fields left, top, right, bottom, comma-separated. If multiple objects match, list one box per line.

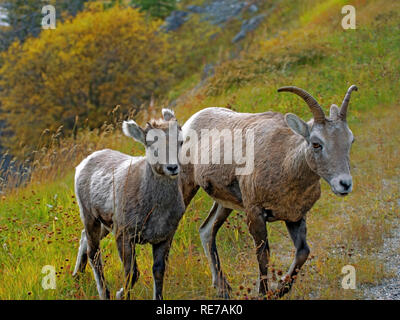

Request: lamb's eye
left=312, top=142, right=322, bottom=149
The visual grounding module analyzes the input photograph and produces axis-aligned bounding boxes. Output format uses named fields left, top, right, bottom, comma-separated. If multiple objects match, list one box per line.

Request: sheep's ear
left=285, top=113, right=310, bottom=141
left=162, top=108, right=175, bottom=121
left=329, top=104, right=340, bottom=120
left=122, top=120, right=146, bottom=145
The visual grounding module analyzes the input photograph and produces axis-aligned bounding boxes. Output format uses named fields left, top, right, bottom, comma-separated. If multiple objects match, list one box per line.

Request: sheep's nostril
left=167, top=165, right=178, bottom=173
left=339, top=179, right=352, bottom=191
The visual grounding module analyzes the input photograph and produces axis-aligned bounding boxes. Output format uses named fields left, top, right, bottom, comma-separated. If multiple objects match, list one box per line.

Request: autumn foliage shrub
left=0, top=4, right=171, bottom=157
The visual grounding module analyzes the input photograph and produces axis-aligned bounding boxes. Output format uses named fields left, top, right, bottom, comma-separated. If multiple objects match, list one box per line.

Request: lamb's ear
left=122, top=120, right=146, bottom=145
left=285, top=113, right=310, bottom=141
left=162, top=108, right=175, bottom=121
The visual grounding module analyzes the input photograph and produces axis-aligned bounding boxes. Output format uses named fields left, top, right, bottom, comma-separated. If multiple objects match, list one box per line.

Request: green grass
left=0, top=0, right=399, bottom=300
left=1, top=103, right=398, bottom=300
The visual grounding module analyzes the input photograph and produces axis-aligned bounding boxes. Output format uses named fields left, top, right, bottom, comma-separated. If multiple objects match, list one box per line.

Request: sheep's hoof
left=217, top=289, right=231, bottom=299
left=116, top=288, right=124, bottom=300
left=72, top=270, right=83, bottom=279
left=99, top=288, right=111, bottom=300
left=116, top=288, right=132, bottom=300
left=214, top=282, right=232, bottom=299
left=276, top=278, right=293, bottom=298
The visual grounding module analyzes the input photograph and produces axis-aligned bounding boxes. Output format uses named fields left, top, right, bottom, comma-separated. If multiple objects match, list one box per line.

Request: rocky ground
left=163, top=0, right=271, bottom=43
left=363, top=212, right=400, bottom=300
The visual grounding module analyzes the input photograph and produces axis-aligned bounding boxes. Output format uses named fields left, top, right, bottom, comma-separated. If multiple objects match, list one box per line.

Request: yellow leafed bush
left=0, top=5, right=172, bottom=157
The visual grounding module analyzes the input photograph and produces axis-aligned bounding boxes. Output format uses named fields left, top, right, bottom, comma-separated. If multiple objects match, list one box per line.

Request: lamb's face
left=122, top=108, right=183, bottom=179
left=145, top=120, right=183, bottom=178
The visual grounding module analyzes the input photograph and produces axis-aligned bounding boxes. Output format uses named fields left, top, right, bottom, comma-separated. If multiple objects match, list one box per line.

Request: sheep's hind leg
left=199, top=202, right=233, bottom=299
left=277, top=217, right=310, bottom=298
left=85, top=217, right=110, bottom=300
left=116, top=233, right=139, bottom=300
left=73, top=224, right=109, bottom=277
left=72, top=229, right=88, bottom=277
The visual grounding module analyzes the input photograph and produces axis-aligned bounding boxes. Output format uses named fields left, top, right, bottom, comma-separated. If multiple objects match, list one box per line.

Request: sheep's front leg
left=152, top=237, right=173, bottom=300
left=247, top=208, right=270, bottom=296
left=278, top=217, right=310, bottom=297
left=116, top=234, right=139, bottom=300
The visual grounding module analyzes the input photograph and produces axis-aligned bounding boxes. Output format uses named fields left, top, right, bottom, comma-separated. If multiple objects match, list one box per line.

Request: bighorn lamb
left=72, top=109, right=185, bottom=300
left=180, top=85, right=358, bottom=298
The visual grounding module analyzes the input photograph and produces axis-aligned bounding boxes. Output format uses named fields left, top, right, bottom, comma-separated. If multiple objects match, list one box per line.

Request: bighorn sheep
left=180, top=85, right=358, bottom=298
left=72, top=109, right=185, bottom=300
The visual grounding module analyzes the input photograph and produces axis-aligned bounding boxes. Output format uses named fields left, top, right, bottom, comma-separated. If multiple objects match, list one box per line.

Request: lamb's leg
left=85, top=218, right=110, bottom=300
left=73, top=225, right=109, bottom=277
left=116, top=233, right=139, bottom=300
left=199, top=202, right=232, bottom=298
left=152, top=236, right=173, bottom=300
left=73, top=229, right=88, bottom=276
left=277, top=217, right=309, bottom=297
left=247, top=209, right=270, bottom=296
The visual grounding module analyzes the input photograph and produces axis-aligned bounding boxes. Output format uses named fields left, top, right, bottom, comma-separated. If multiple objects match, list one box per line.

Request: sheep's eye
left=312, top=143, right=322, bottom=149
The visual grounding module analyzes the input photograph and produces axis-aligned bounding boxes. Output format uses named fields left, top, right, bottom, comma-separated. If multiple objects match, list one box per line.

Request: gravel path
left=363, top=216, right=400, bottom=300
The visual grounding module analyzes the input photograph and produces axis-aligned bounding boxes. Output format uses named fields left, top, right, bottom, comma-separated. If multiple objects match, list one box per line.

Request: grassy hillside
left=0, top=0, right=399, bottom=299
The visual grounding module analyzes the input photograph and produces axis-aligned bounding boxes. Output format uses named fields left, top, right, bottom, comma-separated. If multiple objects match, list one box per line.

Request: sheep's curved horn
left=339, top=85, right=358, bottom=121
left=278, top=86, right=326, bottom=124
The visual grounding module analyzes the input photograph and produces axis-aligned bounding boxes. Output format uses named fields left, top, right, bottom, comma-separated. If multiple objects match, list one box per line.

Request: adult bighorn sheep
left=72, top=109, right=185, bottom=300
left=180, top=85, right=358, bottom=298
